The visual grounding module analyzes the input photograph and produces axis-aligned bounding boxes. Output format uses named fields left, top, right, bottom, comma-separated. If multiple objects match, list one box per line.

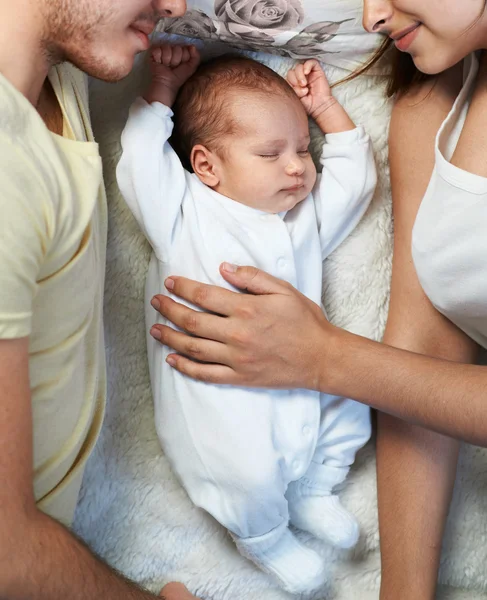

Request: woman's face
left=363, top=0, right=487, bottom=74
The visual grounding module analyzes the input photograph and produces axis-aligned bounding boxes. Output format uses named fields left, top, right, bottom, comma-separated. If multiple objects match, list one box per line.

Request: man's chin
left=87, top=61, right=134, bottom=83
left=71, top=52, right=137, bottom=83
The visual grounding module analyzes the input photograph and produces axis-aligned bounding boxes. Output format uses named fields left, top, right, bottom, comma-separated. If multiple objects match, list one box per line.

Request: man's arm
left=0, top=337, right=186, bottom=599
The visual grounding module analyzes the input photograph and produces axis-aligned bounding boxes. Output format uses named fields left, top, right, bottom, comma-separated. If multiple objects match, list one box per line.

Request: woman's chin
left=412, top=52, right=464, bottom=76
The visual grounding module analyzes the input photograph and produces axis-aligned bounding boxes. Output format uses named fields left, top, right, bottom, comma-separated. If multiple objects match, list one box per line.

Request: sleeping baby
left=117, top=43, right=376, bottom=595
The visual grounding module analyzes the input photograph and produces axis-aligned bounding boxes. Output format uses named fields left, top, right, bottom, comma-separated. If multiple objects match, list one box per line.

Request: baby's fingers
left=303, top=59, right=320, bottom=76
left=294, top=86, right=309, bottom=98
left=170, top=44, right=183, bottom=67
left=161, top=44, right=173, bottom=66
left=188, top=45, right=201, bottom=66
left=150, top=46, right=163, bottom=64
left=294, top=63, right=308, bottom=86
left=286, top=68, right=299, bottom=87
left=181, top=46, right=191, bottom=63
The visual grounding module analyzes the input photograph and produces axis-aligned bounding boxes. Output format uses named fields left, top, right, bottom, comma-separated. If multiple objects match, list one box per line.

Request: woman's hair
left=351, top=2, right=487, bottom=97
left=339, top=37, right=429, bottom=97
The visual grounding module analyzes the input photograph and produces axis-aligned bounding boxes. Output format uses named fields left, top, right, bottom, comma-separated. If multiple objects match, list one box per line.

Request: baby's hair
left=171, top=54, right=299, bottom=170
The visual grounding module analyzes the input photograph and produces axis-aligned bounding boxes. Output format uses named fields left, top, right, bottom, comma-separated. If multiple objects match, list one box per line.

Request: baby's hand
left=144, top=44, right=201, bottom=107
left=287, top=60, right=334, bottom=118
left=287, top=59, right=355, bottom=134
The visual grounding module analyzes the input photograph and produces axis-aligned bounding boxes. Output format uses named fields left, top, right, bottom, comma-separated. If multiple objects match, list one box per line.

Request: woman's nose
left=155, top=0, right=187, bottom=18
left=362, top=0, right=393, bottom=33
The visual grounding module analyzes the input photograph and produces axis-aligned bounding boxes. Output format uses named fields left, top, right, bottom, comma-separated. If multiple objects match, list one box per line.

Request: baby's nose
left=286, top=158, right=305, bottom=176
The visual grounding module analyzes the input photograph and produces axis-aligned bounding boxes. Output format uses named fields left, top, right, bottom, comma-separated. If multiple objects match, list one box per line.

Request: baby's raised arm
left=116, top=44, right=200, bottom=259
left=286, top=60, right=355, bottom=135
left=144, top=44, right=200, bottom=107
left=287, top=60, right=376, bottom=258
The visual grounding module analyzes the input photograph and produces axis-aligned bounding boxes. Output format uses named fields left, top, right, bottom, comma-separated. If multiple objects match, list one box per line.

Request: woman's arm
left=378, top=64, right=476, bottom=600
left=148, top=66, right=487, bottom=448
left=150, top=260, right=487, bottom=445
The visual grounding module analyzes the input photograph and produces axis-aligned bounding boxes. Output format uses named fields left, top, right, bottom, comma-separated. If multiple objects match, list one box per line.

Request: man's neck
left=0, top=1, right=51, bottom=106
left=0, top=1, right=64, bottom=133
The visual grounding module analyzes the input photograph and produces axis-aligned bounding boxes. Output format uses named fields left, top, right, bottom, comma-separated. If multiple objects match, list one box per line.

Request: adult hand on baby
left=150, top=263, right=335, bottom=392
left=144, top=43, right=201, bottom=106
left=286, top=59, right=334, bottom=120
left=160, top=582, right=200, bottom=599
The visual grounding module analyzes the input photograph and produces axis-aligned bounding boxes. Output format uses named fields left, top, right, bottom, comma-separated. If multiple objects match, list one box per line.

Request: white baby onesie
left=117, top=99, right=376, bottom=583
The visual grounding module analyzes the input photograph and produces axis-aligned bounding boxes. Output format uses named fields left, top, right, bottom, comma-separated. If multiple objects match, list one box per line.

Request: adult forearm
left=377, top=414, right=459, bottom=600
left=1, top=509, right=159, bottom=600
left=325, top=329, right=486, bottom=445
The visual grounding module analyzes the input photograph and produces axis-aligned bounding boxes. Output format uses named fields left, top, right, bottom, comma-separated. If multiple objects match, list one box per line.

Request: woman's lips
left=393, top=24, right=420, bottom=52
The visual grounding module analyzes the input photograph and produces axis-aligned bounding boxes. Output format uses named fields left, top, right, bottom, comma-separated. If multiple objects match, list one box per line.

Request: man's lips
left=131, top=21, right=157, bottom=37
left=130, top=22, right=156, bottom=49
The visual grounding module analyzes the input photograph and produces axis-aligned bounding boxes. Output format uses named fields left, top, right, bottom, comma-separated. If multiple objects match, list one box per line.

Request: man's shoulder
left=0, top=78, right=56, bottom=199
left=0, top=72, right=38, bottom=142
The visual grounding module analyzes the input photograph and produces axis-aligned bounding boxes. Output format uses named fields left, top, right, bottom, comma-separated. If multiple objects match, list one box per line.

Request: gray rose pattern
left=159, top=4, right=352, bottom=60
left=159, top=9, right=217, bottom=40
left=215, top=0, right=304, bottom=31
left=280, top=20, right=353, bottom=58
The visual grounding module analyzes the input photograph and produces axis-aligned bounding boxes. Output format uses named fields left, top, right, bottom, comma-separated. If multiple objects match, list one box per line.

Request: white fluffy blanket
left=74, top=47, right=487, bottom=599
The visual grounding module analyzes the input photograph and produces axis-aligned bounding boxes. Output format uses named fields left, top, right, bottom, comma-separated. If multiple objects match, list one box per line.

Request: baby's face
left=213, top=91, right=317, bottom=213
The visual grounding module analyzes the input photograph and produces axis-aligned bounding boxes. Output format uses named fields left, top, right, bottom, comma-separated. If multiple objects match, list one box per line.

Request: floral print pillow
left=156, top=0, right=382, bottom=70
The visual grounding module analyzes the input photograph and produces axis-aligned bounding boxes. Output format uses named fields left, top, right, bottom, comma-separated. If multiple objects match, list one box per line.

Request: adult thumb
left=220, top=263, right=290, bottom=296
left=160, top=582, right=199, bottom=599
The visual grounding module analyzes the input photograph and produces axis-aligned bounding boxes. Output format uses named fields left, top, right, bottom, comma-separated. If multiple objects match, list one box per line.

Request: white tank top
left=412, top=53, right=487, bottom=349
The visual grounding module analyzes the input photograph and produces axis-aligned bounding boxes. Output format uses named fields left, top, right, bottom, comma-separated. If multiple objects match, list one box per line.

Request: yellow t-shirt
left=0, top=64, right=107, bottom=526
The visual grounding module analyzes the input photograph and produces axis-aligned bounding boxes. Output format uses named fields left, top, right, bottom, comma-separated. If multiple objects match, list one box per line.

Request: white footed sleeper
left=117, top=99, right=376, bottom=593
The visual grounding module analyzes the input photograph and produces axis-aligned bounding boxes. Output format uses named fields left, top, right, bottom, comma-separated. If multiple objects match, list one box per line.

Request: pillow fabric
left=156, top=0, right=382, bottom=71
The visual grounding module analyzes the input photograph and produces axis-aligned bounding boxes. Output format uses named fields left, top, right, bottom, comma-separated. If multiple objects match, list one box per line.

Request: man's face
left=42, top=0, right=186, bottom=81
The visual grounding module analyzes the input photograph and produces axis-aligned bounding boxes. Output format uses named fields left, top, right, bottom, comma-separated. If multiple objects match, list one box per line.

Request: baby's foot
left=235, top=526, right=326, bottom=595
left=289, top=494, right=359, bottom=549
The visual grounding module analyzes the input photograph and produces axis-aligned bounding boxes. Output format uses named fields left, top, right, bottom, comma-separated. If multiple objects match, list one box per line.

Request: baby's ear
left=191, top=145, right=220, bottom=188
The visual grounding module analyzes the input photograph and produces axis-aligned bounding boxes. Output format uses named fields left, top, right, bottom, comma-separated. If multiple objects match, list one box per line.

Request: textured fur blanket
left=74, top=47, right=487, bottom=599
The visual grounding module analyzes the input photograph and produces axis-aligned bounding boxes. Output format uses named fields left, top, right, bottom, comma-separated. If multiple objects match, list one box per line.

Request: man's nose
left=362, top=0, right=393, bottom=33
left=154, top=0, right=187, bottom=18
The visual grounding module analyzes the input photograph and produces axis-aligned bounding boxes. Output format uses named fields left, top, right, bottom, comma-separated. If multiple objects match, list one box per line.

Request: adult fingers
left=150, top=297, right=229, bottom=342
left=165, top=353, right=240, bottom=385
left=150, top=324, right=229, bottom=365
left=219, top=263, right=293, bottom=296
left=159, top=276, right=245, bottom=316
left=160, top=582, right=200, bottom=599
